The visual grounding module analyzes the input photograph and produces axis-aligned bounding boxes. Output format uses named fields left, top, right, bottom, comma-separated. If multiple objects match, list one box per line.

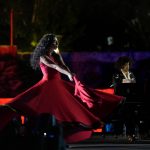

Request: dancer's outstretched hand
left=68, top=72, right=76, bottom=81
left=68, top=73, right=74, bottom=81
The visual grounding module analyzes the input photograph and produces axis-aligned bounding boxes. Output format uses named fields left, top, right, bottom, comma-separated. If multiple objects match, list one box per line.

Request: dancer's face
left=49, top=37, right=59, bottom=53
left=52, top=37, right=59, bottom=49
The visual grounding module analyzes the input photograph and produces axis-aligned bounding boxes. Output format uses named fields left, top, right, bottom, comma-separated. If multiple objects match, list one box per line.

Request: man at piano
left=112, top=56, right=137, bottom=142
left=112, top=56, right=136, bottom=96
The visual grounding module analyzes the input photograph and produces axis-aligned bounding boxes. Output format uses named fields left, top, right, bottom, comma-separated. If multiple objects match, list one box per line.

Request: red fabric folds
left=74, top=75, right=96, bottom=108
left=0, top=62, right=124, bottom=143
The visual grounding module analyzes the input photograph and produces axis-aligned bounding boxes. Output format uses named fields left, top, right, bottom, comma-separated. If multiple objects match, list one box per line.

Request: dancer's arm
left=40, top=56, right=73, bottom=81
left=52, top=48, right=71, bottom=73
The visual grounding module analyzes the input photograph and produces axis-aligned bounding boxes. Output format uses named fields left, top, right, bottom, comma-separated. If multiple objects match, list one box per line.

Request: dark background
left=1, top=0, right=150, bottom=52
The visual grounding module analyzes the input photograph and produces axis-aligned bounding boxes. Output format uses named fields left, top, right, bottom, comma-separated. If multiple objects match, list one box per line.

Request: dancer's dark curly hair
left=30, top=33, right=56, bottom=70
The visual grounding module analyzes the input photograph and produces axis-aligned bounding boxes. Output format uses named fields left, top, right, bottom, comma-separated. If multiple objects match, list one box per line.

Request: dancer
left=0, top=33, right=124, bottom=143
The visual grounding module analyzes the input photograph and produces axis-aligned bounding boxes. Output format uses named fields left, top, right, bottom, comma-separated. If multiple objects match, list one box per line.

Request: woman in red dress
left=0, top=33, right=124, bottom=143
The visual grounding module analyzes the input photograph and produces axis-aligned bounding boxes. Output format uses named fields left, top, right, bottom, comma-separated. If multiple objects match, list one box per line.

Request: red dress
left=0, top=62, right=124, bottom=143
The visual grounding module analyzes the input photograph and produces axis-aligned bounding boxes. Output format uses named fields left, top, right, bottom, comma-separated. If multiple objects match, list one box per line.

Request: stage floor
left=67, top=134, right=150, bottom=150
left=67, top=144, right=150, bottom=150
